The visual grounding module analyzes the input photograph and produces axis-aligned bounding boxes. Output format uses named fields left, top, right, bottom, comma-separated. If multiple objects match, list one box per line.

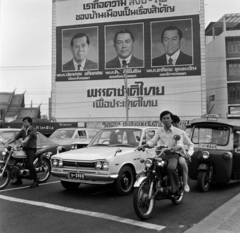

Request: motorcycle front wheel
left=133, top=179, right=155, bottom=220
left=0, top=165, right=10, bottom=190
left=36, top=158, right=51, bottom=183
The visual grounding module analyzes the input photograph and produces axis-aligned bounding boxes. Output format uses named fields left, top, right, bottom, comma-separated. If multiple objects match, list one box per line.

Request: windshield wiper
left=90, top=144, right=108, bottom=147
left=108, top=144, right=134, bottom=147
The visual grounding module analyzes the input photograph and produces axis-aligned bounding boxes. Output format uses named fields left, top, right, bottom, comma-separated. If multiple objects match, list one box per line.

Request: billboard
left=53, top=0, right=203, bottom=121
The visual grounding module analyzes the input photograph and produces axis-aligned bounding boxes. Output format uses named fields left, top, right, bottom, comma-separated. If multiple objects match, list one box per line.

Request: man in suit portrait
left=106, top=29, right=143, bottom=69
left=63, top=32, right=97, bottom=71
left=152, top=26, right=192, bottom=66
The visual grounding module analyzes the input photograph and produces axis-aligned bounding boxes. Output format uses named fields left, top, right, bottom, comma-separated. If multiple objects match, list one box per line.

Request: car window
left=50, top=129, right=75, bottom=139
left=78, top=130, right=87, bottom=138
left=89, top=129, right=142, bottom=147
left=88, top=130, right=98, bottom=138
left=0, top=131, right=21, bottom=145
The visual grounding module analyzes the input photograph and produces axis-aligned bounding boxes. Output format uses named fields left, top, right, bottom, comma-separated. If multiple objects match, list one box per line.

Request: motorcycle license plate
left=69, top=172, right=85, bottom=180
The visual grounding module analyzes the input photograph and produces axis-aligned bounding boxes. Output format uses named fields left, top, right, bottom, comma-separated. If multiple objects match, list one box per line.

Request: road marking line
left=0, top=181, right=60, bottom=193
left=0, top=194, right=165, bottom=231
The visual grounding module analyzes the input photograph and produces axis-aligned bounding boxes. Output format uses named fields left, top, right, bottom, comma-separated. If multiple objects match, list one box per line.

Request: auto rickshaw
left=188, top=114, right=240, bottom=192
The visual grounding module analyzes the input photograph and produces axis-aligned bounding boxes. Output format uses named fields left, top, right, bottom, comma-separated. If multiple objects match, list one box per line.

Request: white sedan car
left=51, top=127, right=157, bottom=195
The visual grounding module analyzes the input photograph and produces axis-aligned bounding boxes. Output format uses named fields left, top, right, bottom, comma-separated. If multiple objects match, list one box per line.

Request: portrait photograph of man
left=151, top=19, right=193, bottom=67
left=62, top=27, right=98, bottom=71
left=105, top=23, right=144, bottom=69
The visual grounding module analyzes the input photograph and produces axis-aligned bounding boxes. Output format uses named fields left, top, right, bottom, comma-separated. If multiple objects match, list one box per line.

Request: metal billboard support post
left=123, top=61, right=129, bottom=126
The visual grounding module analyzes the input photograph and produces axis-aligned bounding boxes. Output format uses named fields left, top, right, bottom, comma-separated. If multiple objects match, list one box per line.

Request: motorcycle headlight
left=95, top=161, right=102, bottom=170
left=202, top=151, right=210, bottom=159
left=144, top=159, right=152, bottom=168
left=102, top=161, right=109, bottom=171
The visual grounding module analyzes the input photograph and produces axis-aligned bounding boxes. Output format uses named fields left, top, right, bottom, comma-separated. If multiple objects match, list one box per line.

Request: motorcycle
left=0, top=145, right=51, bottom=190
left=133, top=146, right=185, bottom=220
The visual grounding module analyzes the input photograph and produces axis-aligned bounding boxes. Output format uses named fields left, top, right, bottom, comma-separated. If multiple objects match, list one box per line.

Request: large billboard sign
left=55, top=0, right=201, bottom=82
left=53, top=0, right=203, bottom=121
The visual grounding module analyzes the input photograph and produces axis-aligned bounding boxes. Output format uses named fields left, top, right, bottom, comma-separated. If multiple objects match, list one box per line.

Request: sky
left=0, top=0, right=240, bottom=117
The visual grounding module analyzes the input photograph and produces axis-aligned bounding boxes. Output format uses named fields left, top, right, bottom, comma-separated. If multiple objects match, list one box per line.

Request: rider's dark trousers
left=24, top=148, right=37, bottom=181
left=161, top=152, right=180, bottom=193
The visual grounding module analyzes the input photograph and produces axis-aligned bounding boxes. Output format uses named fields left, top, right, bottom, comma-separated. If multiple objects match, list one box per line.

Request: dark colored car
left=0, top=128, right=60, bottom=159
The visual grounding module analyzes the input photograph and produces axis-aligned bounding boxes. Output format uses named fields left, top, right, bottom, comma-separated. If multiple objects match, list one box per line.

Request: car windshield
left=88, top=128, right=142, bottom=147
left=192, top=125, right=230, bottom=146
left=50, top=129, right=75, bottom=139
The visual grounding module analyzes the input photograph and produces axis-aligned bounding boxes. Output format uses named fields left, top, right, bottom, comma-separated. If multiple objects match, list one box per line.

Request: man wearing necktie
left=63, top=32, right=97, bottom=71
left=152, top=26, right=192, bottom=66
left=106, top=29, right=143, bottom=69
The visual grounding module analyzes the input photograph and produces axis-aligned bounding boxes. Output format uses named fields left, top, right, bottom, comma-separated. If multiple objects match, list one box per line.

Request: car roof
left=190, top=118, right=240, bottom=127
left=100, top=126, right=158, bottom=130
left=54, top=128, right=99, bottom=130
left=0, top=128, right=20, bottom=131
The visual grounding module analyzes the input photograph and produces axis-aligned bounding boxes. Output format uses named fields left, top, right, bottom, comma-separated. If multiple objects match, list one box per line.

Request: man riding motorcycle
left=139, top=110, right=194, bottom=194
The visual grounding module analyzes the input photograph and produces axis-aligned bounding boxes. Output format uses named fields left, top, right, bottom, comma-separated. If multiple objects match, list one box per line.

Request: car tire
left=113, top=165, right=134, bottom=196
left=61, top=180, right=80, bottom=190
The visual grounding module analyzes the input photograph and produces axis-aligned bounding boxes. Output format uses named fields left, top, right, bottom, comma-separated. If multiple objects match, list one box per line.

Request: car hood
left=52, top=146, right=135, bottom=160
left=49, top=138, right=73, bottom=145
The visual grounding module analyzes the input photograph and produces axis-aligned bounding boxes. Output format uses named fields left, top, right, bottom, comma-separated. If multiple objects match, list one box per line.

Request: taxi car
left=51, top=127, right=157, bottom=195
left=49, top=128, right=99, bottom=152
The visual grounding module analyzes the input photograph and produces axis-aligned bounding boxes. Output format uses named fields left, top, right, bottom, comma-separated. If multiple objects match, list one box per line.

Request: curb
left=184, top=192, right=240, bottom=233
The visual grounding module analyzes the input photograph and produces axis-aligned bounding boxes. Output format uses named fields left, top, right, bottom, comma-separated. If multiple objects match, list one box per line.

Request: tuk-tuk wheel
left=197, top=171, right=210, bottom=192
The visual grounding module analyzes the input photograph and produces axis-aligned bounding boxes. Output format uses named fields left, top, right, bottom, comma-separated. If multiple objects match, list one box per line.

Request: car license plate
left=69, top=172, right=85, bottom=180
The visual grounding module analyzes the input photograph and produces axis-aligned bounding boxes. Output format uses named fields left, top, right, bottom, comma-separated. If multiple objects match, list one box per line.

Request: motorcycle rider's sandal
left=11, top=179, right=23, bottom=185
left=184, top=184, right=190, bottom=192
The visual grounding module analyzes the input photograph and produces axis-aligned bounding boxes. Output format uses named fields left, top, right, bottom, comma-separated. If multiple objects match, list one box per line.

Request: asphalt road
left=0, top=177, right=240, bottom=233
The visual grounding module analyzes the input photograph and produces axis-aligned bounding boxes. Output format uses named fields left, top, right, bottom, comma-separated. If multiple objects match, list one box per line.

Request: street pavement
left=184, top=189, right=240, bottom=233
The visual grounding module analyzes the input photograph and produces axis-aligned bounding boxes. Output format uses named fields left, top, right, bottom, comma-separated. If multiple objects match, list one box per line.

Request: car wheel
left=61, top=180, right=80, bottom=190
left=113, top=165, right=134, bottom=196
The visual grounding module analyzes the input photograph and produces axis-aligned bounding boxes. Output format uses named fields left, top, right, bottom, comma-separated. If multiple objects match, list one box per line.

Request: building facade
left=205, top=13, right=240, bottom=119
left=51, top=0, right=207, bottom=127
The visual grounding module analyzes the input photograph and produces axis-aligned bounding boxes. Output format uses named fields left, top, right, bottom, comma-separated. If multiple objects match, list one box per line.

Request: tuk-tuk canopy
left=190, top=114, right=240, bottom=129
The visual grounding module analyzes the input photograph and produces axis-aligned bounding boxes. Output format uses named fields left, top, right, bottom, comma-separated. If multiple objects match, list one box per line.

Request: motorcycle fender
left=198, top=164, right=209, bottom=171
left=134, top=176, right=147, bottom=187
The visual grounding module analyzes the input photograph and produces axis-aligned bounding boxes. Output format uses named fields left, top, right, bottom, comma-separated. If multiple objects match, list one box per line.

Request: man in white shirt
left=142, top=110, right=194, bottom=194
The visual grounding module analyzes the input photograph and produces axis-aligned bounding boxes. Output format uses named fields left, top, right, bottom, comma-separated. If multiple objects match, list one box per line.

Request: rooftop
left=205, top=13, right=240, bottom=36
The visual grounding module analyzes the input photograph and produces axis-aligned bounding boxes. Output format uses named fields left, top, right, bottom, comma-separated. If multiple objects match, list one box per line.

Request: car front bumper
left=51, top=168, right=118, bottom=184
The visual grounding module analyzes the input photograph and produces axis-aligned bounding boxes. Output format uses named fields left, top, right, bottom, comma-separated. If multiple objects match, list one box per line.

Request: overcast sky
left=0, top=0, right=240, bottom=116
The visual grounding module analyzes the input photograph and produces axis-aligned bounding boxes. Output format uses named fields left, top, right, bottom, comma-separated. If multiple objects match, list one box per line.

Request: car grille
left=63, top=161, right=95, bottom=168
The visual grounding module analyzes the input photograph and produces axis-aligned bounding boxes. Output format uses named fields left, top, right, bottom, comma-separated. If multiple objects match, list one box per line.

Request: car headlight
left=95, top=161, right=102, bottom=170
left=102, top=161, right=109, bottom=171
left=71, top=145, right=75, bottom=150
left=58, top=159, right=63, bottom=167
left=52, top=159, right=59, bottom=167
left=202, top=151, right=210, bottom=159
left=144, top=159, right=152, bottom=168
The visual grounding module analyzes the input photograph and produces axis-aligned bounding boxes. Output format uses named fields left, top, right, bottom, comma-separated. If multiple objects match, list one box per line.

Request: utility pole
left=122, top=60, right=129, bottom=126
